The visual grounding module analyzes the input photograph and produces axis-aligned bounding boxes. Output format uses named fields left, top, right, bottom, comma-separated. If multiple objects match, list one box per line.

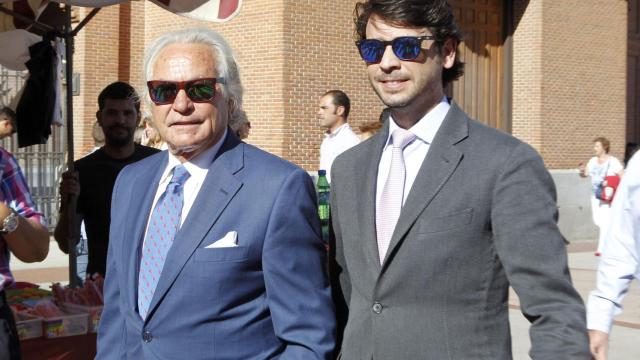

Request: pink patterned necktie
left=138, top=165, right=190, bottom=319
left=376, top=128, right=416, bottom=264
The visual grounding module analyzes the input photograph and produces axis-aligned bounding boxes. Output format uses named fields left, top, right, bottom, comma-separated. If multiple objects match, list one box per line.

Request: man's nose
left=114, top=112, right=127, bottom=124
left=172, top=89, right=194, bottom=113
left=378, top=44, right=401, bottom=71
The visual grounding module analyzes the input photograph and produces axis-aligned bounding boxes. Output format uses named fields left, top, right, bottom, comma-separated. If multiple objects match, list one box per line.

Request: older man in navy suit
left=96, top=28, right=335, bottom=359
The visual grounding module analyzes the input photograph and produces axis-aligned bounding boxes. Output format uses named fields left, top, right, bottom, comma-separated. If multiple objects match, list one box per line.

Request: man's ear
left=441, top=38, right=457, bottom=69
left=336, top=105, right=346, bottom=117
left=96, top=110, right=103, bottom=127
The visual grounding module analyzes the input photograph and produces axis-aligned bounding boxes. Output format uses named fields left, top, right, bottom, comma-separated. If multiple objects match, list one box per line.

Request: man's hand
left=59, top=170, right=80, bottom=198
left=589, top=330, right=609, bottom=360
left=54, top=170, right=81, bottom=254
left=578, top=162, right=587, bottom=178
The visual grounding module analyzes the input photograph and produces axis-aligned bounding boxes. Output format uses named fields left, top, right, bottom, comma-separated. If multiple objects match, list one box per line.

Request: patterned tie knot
left=170, top=165, right=190, bottom=187
left=391, top=128, right=416, bottom=150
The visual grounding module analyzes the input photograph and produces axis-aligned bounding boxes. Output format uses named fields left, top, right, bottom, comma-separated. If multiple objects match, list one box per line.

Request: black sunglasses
left=356, top=36, right=436, bottom=63
left=146, top=77, right=225, bottom=105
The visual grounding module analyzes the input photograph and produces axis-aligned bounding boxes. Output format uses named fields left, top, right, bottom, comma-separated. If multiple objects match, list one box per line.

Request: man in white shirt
left=587, top=151, right=640, bottom=360
left=318, top=90, right=360, bottom=182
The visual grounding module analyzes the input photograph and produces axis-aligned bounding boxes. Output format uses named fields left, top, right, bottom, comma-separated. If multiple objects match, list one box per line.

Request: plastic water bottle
left=317, top=170, right=330, bottom=243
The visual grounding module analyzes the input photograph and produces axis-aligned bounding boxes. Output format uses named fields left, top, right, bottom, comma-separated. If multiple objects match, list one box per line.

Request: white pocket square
left=205, top=231, right=238, bottom=248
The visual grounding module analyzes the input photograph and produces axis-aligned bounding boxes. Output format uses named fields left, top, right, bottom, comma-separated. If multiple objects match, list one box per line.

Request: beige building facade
left=70, top=0, right=636, bottom=172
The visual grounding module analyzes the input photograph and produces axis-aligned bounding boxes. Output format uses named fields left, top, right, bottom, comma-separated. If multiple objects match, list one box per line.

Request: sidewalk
left=510, top=241, right=640, bottom=359
left=11, top=238, right=70, bottom=287
left=11, top=239, right=640, bottom=359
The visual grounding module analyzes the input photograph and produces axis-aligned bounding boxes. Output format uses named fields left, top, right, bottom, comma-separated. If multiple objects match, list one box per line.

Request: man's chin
left=379, top=96, right=412, bottom=109
left=106, top=136, right=133, bottom=148
left=374, top=88, right=412, bottom=108
left=167, top=142, right=204, bottom=159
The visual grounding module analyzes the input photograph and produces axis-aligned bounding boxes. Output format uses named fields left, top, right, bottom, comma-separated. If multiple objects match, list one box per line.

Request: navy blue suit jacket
left=97, top=132, right=336, bottom=359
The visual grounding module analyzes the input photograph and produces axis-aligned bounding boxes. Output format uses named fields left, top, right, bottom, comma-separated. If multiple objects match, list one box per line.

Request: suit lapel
left=362, top=116, right=390, bottom=273
left=381, top=103, right=468, bottom=268
left=124, top=153, right=168, bottom=314
left=145, top=134, right=244, bottom=321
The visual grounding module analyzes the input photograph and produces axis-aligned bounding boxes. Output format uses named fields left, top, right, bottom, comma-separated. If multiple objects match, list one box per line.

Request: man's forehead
left=320, top=95, right=335, bottom=106
left=168, top=57, right=192, bottom=73
left=102, top=98, right=137, bottom=110
left=153, top=43, right=217, bottom=78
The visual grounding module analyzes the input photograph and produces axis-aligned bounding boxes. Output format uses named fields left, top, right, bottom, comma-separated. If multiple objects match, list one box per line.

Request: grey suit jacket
left=329, top=103, right=589, bottom=359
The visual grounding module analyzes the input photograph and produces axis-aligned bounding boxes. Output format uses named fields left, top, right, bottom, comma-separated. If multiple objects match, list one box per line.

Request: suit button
left=142, top=330, right=153, bottom=343
left=372, top=302, right=383, bottom=314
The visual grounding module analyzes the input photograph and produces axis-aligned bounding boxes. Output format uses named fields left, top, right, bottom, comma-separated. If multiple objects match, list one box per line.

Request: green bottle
left=317, top=170, right=330, bottom=243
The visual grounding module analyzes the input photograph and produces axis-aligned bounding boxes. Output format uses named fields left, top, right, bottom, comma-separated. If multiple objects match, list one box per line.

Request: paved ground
left=509, top=242, right=640, bottom=359
left=11, top=238, right=640, bottom=359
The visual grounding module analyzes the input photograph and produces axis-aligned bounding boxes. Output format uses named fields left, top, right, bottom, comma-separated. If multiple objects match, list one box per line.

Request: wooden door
left=628, top=0, right=640, bottom=146
left=448, top=0, right=508, bottom=131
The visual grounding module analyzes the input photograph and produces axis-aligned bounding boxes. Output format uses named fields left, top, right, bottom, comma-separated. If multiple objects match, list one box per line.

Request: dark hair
left=323, top=90, right=351, bottom=119
left=593, top=136, right=611, bottom=154
left=98, top=82, right=141, bottom=113
left=354, top=0, right=464, bottom=87
left=0, top=107, right=17, bottom=131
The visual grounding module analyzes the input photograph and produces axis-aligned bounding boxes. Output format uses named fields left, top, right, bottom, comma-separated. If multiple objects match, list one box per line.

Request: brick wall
left=283, top=0, right=384, bottom=169
left=144, top=0, right=290, bottom=158
left=512, top=0, right=627, bottom=168
left=512, top=0, right=543, bottom=151
left=143, top=0, right=385, bottom=169
left=71, top=1, right=628, bottom=170
left=73, top=6, right=123, bottom=159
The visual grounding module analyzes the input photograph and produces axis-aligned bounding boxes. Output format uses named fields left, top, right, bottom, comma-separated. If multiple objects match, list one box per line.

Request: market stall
left=8, top=279, right=103, bottom=359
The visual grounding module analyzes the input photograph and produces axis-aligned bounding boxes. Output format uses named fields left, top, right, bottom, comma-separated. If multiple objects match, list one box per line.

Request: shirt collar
left=161, top=127, right=228, bottom=184
left=386, top=96, right=450, bottom=147
left=325, top=123, right=350, bottom=138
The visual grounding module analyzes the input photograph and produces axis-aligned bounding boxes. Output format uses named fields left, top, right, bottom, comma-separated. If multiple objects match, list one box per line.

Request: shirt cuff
left=587, top=293, right=617, bottom=333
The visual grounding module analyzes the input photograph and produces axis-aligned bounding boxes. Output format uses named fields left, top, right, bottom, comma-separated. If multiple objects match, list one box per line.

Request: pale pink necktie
left=376, top=128, right=416, bottom=264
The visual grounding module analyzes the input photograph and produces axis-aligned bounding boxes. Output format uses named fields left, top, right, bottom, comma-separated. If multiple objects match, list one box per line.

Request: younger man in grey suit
left=329, top=1, right=590, bottom=359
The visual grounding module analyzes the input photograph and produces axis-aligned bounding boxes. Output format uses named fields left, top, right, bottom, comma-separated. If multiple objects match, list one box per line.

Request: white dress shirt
left=144, top=129, right=227, bottom=237
left=587, top=152, right=640, bottom=333
left=376, top=97, right=450, bottom=209
left=320, top=123, right=360, bottom=182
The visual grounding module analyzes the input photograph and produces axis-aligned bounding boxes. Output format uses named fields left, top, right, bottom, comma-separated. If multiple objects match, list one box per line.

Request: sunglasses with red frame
left=146, top=77, right=225, bottom=105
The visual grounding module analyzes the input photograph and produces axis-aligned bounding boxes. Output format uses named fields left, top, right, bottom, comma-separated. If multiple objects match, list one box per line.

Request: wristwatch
left=0, top=209, right=19, bottom=235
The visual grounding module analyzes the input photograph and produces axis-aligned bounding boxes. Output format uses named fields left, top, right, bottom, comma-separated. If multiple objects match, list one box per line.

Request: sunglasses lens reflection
left=393, top=37, right=421, bottom=60
left=359, top=40, right=384, bottom=63
left=150, top=83, right=178, bottom=104
left=186, top=80, right=216, bottom=102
